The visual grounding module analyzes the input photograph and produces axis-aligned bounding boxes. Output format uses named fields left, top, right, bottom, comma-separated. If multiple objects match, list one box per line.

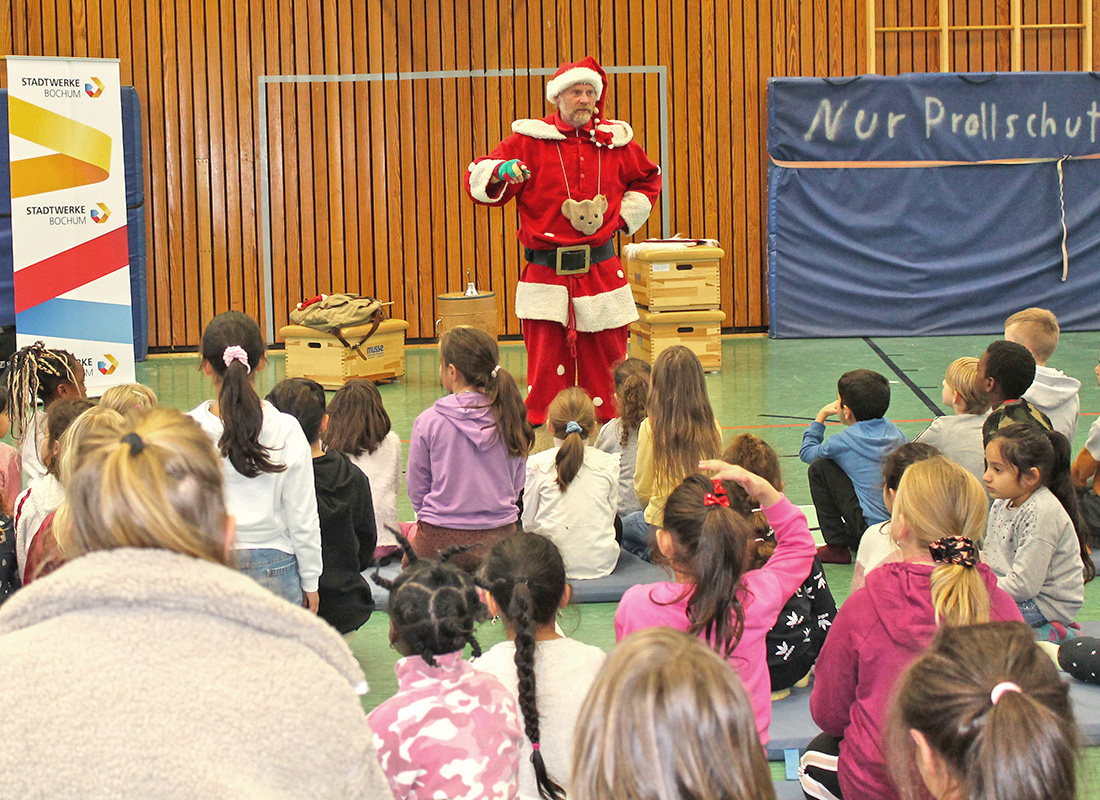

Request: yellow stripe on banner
left=8, top=96, right=112, bottom=198
left=769, top=153, right=1100, bottom=169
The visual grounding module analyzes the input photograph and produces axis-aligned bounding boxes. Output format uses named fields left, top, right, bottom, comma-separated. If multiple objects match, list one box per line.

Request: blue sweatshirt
left=800, top=418, right=908, bottom=524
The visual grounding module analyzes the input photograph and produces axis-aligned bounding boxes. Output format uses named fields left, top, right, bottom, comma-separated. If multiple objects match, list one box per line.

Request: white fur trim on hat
left=516, top=282, right=569, bottom=325
left=511, top=118, right=566, bottom=140
left=619, top=191, right=654, bottom=235
left=546, top=67, right=604, bottom=102
left=573, top=284, right=639, bottom=332
left=467, top=159, right=509, bottom=204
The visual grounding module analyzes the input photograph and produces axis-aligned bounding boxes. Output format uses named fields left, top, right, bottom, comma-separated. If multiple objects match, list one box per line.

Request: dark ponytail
left=547, top=387, right=596, bottom=491
left=612, top=357, right=651, bottom=447
left=992, top=424, right=1094, bottom=582
left=200, top=311, right=284, bottom=478
left=660, top=474, right=752, bottom=658
left=479, top=532, right=568, bottom=800
left=440, top=327, right=534, bottom=458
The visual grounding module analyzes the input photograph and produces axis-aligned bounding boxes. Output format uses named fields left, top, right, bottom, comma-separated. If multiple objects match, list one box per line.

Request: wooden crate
left=625, top=243, right=724, bottom=311
left=629, top=307, right=725, bottom=372
left=280, top=319, right=409, bottom=389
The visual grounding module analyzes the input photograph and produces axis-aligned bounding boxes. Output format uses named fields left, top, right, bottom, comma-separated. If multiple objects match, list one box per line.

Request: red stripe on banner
left=13, top=226, right=129, bottom=314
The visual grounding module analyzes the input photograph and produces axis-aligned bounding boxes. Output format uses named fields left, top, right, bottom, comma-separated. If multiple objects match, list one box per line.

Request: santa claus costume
left=464, top=57, right=662, bottom=425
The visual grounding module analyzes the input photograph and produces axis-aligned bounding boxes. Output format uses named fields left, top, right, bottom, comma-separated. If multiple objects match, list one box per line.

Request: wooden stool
left=629, top=307, right=725, bottom=372
left=280, top=319, right=409, bottom=389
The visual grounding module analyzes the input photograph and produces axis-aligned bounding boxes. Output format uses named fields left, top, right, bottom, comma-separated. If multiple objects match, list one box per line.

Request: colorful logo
left=97, top=353, right=118, bottom=375
left=90, top=203, right=111, bottom=224
left=85, top=77, right=104, bottom=98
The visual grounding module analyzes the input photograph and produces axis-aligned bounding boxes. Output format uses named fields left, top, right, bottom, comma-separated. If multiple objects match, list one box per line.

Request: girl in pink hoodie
left=406, top=327, right=534, bottom=572
left=614, top=462, right=816, bottom=744
left=802, top=457, right=1022, bottom=800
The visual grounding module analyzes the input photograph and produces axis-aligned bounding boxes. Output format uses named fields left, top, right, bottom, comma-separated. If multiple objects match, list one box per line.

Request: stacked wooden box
left=625, top=241, right=725, bottom=372
left=280, top=318, right=409, bottom=389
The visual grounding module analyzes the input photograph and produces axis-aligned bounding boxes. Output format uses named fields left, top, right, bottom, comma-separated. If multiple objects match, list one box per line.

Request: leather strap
left=328, top=309, right=385, bottom=361
left=524, top=239, right=615, bottom=267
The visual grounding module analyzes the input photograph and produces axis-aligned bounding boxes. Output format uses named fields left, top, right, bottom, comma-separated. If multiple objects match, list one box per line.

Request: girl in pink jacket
left=614, top=462, right=816, bottom=744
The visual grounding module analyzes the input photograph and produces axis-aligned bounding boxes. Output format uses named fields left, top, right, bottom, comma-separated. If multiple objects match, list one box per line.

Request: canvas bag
left=289, top=293, right=387, bottom=360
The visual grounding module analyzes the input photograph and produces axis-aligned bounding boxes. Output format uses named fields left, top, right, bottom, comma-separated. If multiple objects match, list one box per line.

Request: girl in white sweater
left=188, top=311, right=322, bottom=612
left=474, top=531, right=607, bottom=800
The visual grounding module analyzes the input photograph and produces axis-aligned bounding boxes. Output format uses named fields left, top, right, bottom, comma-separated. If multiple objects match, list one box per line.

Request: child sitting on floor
left=852, top=441, right=940, bottom=592
left=522, top=388, right=620, bottom=580
left=914, top=356, right=989, bottom=482
left=800, top=369, right=909, bottom=564
left=615, top=462, right=815, bottom=744
left=1071, top=346, right=1100, bottom=545
left=594, top=358, right=651, bottom=529
left=369, top=538, right=523, bottom=799
left=720, top=433, right=836, bottom=699
left=474, top=532, right=607, bottom=799
left=0, top=387, right=23, bottom=516
left=571, top=627, right=774, bottom=800
left=978, top=340, right=1054, bottom=446
left=1005, top=307, right=1080, bottom=443
left=982, top=423, right=1093, bottom=642
left=97, top=382, right=158, bottom=419
left=323, top=378, right=402, bottom=555
left=267, top=378, right=375, bottom=638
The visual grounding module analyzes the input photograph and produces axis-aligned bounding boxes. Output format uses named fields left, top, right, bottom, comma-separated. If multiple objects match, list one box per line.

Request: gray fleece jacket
left=0, top=548, right=393, bottom=799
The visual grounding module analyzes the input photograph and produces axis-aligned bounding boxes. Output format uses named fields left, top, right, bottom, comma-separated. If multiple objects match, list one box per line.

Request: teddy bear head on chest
left=561, top=195, right=608, bottom=235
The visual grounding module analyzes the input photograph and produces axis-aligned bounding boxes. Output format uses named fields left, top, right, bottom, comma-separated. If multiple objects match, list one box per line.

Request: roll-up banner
left=5, top=56, right=135, bottom=389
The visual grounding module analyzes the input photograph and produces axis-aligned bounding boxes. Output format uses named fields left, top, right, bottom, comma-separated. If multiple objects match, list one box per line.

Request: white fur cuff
left=573, top=285, right=639, bottom=332
left=619, top=191, right=653, bottom=235
left=467, top=160, right=508, bottom=204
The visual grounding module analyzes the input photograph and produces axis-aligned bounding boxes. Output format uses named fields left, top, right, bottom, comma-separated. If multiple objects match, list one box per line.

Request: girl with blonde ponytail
left=522, top=388, right=619, bottom=579
left=803, top=457, right=1023, bottom=800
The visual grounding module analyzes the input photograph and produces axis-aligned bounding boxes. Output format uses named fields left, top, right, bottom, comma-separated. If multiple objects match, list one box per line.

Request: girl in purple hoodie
left=406, top=327, right=534, bottom=572
left=801, top=457, right=1022, bottom=800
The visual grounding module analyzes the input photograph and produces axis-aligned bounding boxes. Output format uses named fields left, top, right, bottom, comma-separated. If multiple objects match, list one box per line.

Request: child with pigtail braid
left=368, top=537, right=524, bottom=800
left=475, top=532, right=607, bottom=800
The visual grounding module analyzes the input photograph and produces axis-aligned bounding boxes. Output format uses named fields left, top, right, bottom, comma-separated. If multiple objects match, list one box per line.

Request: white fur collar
left=511, top=117, right=635, bottom=147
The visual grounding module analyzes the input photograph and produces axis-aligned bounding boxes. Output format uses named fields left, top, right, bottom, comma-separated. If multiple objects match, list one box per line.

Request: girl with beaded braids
left=803, top=457, right=1023, bottom=800
left=887, top=621, right=1077, bottom=800
left=406, top=326, right=534, bottom=572
left=5, top=341, right=86, bottom=483
left=188, top=311, right=322, bottom=612
left=615, top=462, right=815, bottom=745
left=368, top=536, right=524, bottom=800
left=474, top=532, right=607, bottom=800
left=522, top=388, right=619, bottom=579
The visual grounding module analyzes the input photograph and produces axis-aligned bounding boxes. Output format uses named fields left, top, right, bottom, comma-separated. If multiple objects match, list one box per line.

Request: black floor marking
left=863, top=337, right=944, bottom=417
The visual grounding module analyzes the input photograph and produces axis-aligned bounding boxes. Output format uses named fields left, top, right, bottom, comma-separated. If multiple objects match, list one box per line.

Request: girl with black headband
left=802, top=457, right=1024, bottom=800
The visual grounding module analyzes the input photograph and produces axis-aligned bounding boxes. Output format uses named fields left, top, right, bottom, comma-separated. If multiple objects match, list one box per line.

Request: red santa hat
left=545, top=56, right=606, bottom=104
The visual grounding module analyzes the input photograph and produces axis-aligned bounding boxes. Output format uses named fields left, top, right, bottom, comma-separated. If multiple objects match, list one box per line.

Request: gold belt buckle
left=555, top=244, right=591, bottom=276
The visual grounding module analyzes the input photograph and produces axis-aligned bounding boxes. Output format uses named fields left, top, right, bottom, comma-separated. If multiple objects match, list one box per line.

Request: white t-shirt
left=914, top=412, right=989, bottom=483
left=855, top=520, right=898, bottom=577
left=188, top=400, right=323, bottom=592
left=19, top=412, right=48, bottom=484
left=473, top=638, right=607, bottom=800
left=522, top=446, right=620, bottom=580
left=347, top=430, right=401, bottom=548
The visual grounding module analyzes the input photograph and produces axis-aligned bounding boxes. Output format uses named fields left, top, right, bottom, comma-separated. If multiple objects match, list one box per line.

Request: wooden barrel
left=436, top=291, right=499, bottom=338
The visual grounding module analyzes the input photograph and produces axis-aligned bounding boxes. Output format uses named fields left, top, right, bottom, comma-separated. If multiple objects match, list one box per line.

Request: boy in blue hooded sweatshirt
left=406, top=327, right=535, bottom=573
left=800, top=369, right=908, bottom=564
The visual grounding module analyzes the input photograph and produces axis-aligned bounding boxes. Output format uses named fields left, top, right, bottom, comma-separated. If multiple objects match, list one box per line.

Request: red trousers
left=522, top=318, right=628, bottom=426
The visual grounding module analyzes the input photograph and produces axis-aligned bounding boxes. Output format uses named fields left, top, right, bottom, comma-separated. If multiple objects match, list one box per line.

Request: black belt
left=524, top=240, right=616, bottom=275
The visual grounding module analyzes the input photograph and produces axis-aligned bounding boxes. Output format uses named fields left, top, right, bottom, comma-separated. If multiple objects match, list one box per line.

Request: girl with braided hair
left=803, top=457, right=1023, bottom=800
left=368, top=536, right=524, bottom=800
left=615, top=462, right=815, bottom=745
left=188, top=311, right=322, bottom=612
left=522, top=388, right=619, bottom=580
left=5, top=341, right=85, bottom=483
left=474, top=532, right=606, bottom=800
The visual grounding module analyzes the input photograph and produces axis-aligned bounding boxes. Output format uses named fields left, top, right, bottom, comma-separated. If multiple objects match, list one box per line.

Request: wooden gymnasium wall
left=1, top=1, right=1096, bottom=347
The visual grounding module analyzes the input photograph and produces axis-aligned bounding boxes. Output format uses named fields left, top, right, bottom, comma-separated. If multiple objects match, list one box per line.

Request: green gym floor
left=141, top=332, right=1100, bottom=790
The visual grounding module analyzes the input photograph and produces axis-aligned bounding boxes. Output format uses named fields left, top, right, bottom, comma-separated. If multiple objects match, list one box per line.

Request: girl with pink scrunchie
left=188, top=311, right=322, bottom=612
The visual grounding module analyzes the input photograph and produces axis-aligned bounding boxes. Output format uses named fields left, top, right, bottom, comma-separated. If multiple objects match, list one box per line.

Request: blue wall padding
left=0, top=87, right=148, bottom=359
left=767, top=73, right=1100, bottom=338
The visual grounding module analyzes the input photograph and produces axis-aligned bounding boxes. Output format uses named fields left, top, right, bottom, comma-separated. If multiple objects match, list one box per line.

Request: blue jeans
left=1017, top=598, right=1047, bottom=627
left=236, top=548, right=302, bottom=606
left=620, top=510, right=656, bottom=562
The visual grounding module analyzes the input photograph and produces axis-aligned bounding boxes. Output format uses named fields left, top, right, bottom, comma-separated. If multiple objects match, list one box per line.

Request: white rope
left=1057, top=156, right=1069, bottom=282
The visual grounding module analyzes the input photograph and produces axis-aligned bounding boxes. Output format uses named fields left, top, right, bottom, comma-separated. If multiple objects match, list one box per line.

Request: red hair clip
left=704, top=479, right=730, bottom=508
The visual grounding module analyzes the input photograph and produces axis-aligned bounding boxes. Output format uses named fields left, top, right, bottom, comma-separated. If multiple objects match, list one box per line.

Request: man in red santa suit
left=464, top=57, right=662, bottom=425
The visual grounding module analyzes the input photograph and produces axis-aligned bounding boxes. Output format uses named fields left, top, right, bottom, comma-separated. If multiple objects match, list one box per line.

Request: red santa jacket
left=464, top=112, right=662, bottom=332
